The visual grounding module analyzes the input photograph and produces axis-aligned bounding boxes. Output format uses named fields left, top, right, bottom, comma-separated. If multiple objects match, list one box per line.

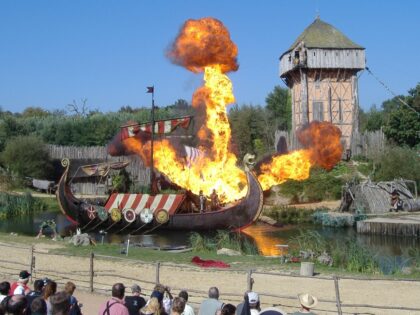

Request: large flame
left=120, top=18, right=343, bottom=203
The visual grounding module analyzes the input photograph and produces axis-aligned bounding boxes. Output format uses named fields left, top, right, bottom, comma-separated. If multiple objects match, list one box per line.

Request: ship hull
left=56, top=159, right=264, bottom=232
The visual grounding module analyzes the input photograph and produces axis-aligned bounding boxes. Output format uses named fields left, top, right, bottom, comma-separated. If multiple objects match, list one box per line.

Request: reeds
left=189, top=230, right=258, bottom=255
left=0, top=192, right=46, bottom=220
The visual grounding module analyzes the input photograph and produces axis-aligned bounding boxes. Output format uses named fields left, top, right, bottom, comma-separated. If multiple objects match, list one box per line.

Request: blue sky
left=1, top=0, right=419, bottom=113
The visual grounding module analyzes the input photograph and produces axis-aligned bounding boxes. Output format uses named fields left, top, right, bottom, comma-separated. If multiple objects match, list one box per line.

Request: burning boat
left=56, top=17, right=344, bottom=233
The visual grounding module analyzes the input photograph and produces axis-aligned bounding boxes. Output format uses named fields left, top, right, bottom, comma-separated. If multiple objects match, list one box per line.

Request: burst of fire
left=121, top=18, right=343, bottom=203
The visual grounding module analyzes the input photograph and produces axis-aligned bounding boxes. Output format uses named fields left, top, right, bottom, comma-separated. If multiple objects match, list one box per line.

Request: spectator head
left=43, top=281, right=57, bottom=300
left=18, top=271, right=31, bottom=284
left=33, top=280, right=44, bottom=293
left=221, top=304, right=236, bottom=315
left=298, top=293, right=318, bottom=311
left=150, top=290, right=163, bottom=304
left=111, top=283, right=125, bottom=300
left=208, top=287, right=219, bottom=299
left=171, top=297, right=185, bottom=314
left=131, top=284, right=141, bottom=295
left=247, top=292, right=259, bottom=308
left=141, top=297, right=160, bottom=315
left=50, top=291, right=70, bottom=315
left=64, top=282, right=76, bottom=296
left=31, top=297, right=47, bottom=315
left=153, top=283, right=166, bottom=294
left=4, top=295, right=28, bottom=315
left=0, top=282, right=10, bottom=295
left=178, top=290, right=189, bottom=302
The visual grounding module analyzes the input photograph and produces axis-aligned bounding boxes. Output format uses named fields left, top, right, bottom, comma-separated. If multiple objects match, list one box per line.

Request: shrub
left=372, top=146, right=420, bottom=186
left=279, top=166, right=344, bottom=202
left=1, top=135, right=53, bottom=179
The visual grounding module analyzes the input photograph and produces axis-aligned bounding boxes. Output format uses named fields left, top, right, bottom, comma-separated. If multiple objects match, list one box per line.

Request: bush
left=1, top=135, right=53, bottom=179
left=372, top=146, right=420, bottom=186
left=279, top=166, right=344, bottom=202
left=263, top=206, right=316, bottom=224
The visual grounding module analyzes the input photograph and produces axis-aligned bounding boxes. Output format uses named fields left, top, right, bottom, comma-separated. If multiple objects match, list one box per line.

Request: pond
left=1, top=211, right=419, bottom=273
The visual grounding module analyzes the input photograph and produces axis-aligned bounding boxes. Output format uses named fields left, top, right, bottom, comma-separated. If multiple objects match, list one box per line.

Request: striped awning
left=104, top=193, right=185, bottom=215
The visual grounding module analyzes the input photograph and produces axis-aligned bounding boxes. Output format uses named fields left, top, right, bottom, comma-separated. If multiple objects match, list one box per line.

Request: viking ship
left=57, top=158, right=264, bottom=232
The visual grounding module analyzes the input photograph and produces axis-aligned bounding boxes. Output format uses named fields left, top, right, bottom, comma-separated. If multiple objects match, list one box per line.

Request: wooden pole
left=155, top=262, right=160, bottom=284
left=333, top=275, right=343, bottom=315
left=247, top=269, right=253, bottom=291
left=90, top=252, right=94, bottom=293
left=150, top=86, right=155, bottom=194
left=29, top=245, right=34, bottom=283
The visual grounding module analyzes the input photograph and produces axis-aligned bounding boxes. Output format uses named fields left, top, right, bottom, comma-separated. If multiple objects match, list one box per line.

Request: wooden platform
left=357, top=213, right=420, bottom=236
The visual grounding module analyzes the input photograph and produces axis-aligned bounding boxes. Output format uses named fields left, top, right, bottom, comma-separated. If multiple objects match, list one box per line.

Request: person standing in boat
left=210, top=189, right=220, bottom=211
left=199, top=190, right=206, bottom=213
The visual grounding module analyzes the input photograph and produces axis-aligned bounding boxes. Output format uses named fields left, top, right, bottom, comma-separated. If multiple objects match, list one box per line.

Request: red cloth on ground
left=191, top=256, right=230, bottom=268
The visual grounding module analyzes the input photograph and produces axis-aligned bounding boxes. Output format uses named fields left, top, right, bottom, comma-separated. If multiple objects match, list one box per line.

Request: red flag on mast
left=146, top=86, right=154, bottom=93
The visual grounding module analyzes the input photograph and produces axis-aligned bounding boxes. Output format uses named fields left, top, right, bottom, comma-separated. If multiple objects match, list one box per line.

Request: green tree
left=1, top=135, right=53, bottom=178
left=383, top=83, right=420, bottom=147
left=265, top=86, right=292, bottom=131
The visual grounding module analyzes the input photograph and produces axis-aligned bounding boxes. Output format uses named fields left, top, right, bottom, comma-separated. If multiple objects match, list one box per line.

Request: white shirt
left=182, top=303, right=195, bottom=315
left=13, top=285, right=25, bottom=295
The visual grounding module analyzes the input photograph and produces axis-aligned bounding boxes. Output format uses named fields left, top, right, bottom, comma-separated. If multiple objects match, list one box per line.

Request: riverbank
left=0, top=234, right=419, bottom=315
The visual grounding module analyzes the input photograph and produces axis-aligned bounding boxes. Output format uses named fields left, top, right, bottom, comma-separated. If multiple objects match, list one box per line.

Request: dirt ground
left=0, top=241, right=419, bottom=315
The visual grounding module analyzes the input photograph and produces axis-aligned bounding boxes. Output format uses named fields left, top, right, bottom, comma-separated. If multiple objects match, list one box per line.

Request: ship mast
left=147, top=86, right=155, bottom=194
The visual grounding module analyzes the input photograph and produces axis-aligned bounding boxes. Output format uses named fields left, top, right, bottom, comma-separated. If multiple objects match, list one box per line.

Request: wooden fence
left=1, top=243, right=419, bottom=314
left=274, top=129, right=386, bottom=158
left=48, top=145, right=150, bottom=194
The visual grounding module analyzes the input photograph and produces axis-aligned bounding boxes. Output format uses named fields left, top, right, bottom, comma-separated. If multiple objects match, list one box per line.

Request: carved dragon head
left=243, top=153, right=256, bottom=172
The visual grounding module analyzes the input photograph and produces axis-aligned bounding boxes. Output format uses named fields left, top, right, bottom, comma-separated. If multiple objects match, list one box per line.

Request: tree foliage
left=359, top=83, right=420, bottom=148
left=1, top=135, right=53, bottom=179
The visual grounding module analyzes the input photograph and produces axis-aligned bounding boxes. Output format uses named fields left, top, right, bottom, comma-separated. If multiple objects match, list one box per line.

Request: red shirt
left=9, top=282, right=30, bottom=295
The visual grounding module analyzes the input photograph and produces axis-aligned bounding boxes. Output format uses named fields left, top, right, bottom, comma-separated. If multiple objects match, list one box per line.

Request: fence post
left=247, top=269, right=254, bottom=291
left=89, top=252, right=94, bottom=293
left=155, top=262, right=161, bottom=284
left=29, top=245, right=34, bottom=283
left=333, top=275, right=343, bottom=315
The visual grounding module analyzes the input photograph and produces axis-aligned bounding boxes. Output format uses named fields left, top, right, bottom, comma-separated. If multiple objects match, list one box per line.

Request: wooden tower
left=279, top=17, right=365, bottom=154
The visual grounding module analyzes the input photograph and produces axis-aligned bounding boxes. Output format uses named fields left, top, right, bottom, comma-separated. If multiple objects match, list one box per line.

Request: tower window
left=313, top=102, right=324, bottom=121
left=338, top=98, right=343, bottom=122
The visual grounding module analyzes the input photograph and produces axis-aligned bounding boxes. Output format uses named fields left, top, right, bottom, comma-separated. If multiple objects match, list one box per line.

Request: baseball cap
left=19, top=270, right=31, bottom=280
left=247, top=292, right=259, bottom=304
left=131, top=284, right=141, bottom=293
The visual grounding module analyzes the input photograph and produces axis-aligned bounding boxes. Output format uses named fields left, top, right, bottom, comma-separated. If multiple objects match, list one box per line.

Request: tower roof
left=283, top=18, right=364, bottom=56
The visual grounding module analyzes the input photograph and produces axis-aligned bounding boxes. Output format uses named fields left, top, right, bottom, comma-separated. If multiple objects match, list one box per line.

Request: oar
left=86, top=219, right=105, bottom=233
left=79, top=218, right=95, bottom=231
left=142, top=223, right=163, bottom=235
left=117, top=221, right=134, bottom=234
left=104, top=220, right=119, bottom=232
left=130, top=223, right=148, bottom=235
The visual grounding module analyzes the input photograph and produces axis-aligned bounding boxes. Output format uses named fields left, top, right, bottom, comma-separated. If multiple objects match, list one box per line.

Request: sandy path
left=0, top=242, right=419, bottom=315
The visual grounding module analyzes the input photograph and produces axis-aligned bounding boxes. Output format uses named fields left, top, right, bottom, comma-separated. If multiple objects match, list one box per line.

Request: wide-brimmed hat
left=19, top=270, right=31, bottom=281
left=298, top=293, right=318, bottom=308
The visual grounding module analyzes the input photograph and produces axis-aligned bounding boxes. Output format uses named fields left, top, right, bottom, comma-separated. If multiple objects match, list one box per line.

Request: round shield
left=139, top=208, right=153, bottom=224
left=86, top=205, right=96, bottom=220
left=110, top=208, right=122, bottom=222
left=96, top=206, right=108, bottom=221
left=155, top=209, right=169, bottom=224
left=123, top=208, right=136, bottom=223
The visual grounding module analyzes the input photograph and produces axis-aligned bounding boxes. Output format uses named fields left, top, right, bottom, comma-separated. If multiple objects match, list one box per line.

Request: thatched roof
left=282, top=18, right=364, bottom=56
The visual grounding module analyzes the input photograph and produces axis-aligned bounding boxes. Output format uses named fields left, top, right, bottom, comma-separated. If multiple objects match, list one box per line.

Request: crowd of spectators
left=0, top=270, right=318, bottom=315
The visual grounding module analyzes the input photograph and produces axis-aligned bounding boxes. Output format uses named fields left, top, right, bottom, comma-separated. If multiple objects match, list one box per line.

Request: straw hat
left=298, top=293, right=318, bottom=308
